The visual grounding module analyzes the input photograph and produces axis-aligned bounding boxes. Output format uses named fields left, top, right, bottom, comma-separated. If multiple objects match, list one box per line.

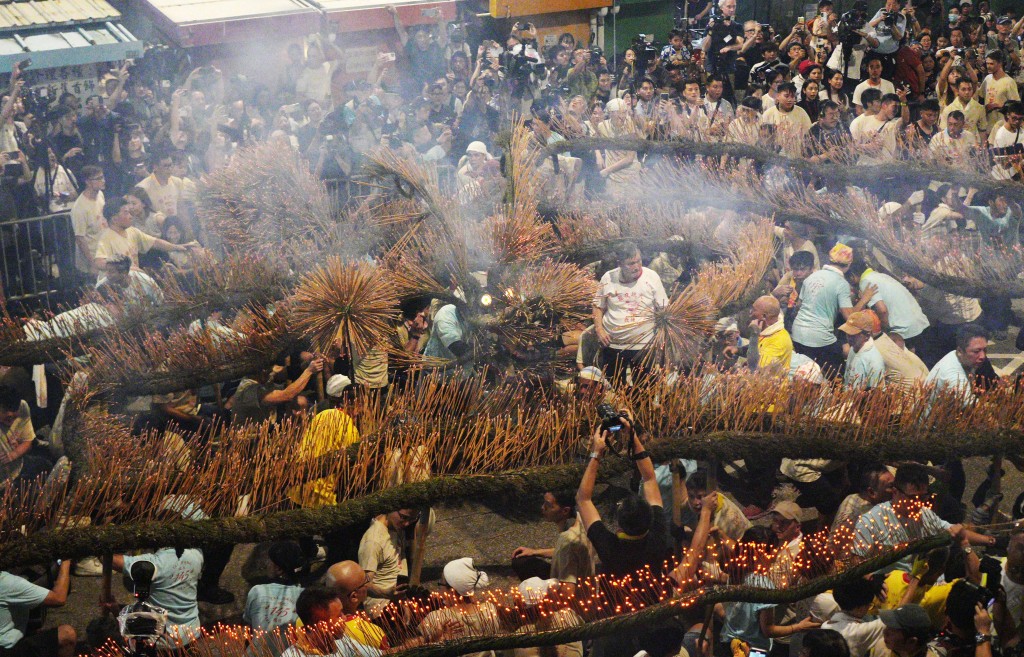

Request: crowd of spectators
left=1, top=0, right=1024, bottom=656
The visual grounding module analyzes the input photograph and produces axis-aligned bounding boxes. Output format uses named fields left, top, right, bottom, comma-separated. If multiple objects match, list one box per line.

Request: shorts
left=0, top=628, right=59, bottom=657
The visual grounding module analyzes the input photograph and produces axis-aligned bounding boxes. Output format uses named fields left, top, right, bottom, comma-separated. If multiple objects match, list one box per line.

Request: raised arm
left=386, top=5, right=409, bottom=48
left=576, top=425, right=607, bottom=530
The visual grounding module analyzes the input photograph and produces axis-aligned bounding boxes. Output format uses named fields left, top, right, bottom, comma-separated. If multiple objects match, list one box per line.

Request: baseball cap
left=879, top=604, right=933, bottom=634
left=325, top=374, right=352, bottom=397
left=839, top=310, right=875, bottom=335
left=466, top=141, right=490, bottom=156
left=771, top=500, right=804, bottom=521
left=579, top=366, right=607, bottom=384
left=997, top=16, right=1012, bottom=25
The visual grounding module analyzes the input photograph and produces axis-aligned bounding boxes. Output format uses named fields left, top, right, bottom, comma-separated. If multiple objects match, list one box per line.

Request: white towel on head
left=442, top=557, right=489, bottom=596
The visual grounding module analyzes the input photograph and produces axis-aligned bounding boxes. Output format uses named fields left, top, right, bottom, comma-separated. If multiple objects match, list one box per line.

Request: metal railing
left=0, top=212, right=76, bottom=310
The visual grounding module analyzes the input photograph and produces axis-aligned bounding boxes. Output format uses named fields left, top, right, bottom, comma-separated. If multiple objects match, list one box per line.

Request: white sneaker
left=73, top=556, right=104, bottom=576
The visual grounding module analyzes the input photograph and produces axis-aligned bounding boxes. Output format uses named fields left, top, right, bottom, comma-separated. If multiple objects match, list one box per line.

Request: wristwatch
left=964, top=546, right=974, bottom=554
left=589, top=451, right=602, bottom=460
left=976, top=634, right=992, bottom=644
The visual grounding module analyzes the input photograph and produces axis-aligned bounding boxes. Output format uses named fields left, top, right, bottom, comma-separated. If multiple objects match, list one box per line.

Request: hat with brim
left=879, top=604, right=933, bottom=634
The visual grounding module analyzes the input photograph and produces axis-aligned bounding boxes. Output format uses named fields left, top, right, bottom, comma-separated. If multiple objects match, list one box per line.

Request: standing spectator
left=135, top=150, right=181, bottom=218
left=852, top=58, right=896, bottom=114
left=988, top=100, right=1023, bottom=182
left=702, top=0, right=746, bottom=101
left=592, top=242, right=668, bottom=386
left=865, top=0, right=908, bottom=80
left=980, top=51, right=1020, bottom=133
left=33, top=146, right=77, bottom=214
left=851, top=92, right=908, bottom=165
left=939, top=78, right=986, bottom=136
left=750, top=294, right=793, bottom=373
left=49, top=106, right=85, bottom=182
left=388, top=4, right=447, bottom=96
left=70, top=165, right=106, bottom=278
left=762, top=82, right=812, bottom=157
left=93, top=196, right=195, bottom=272
left=0, top=561, right=75, bottom=657
left=878, top=605, right=936, bottom=657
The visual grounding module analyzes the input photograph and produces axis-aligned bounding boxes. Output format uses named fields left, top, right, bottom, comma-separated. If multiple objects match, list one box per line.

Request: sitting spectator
left=358, top=506, right=419, bottom=615
left=511, top=489, right=597, bottom=593
left=324, top=561, right=389, bottom=652
left=244, top=540, right=306, bottom=631
left=0, top=560, right=74, bottom=657
left=0, top=384, right=35, bottom=485
left=284, top=585, right=382, bottom=657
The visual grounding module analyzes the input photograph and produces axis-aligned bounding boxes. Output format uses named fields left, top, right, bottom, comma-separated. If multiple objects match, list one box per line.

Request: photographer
left=701, top=0, right=746, bottom=102
left=566, top=48, right=599, bottom=101
left=866, top=0, right=909, bottom=81
left=577, top=416, right=671, bottom=656
left=826, top=1, right=879, bottom=87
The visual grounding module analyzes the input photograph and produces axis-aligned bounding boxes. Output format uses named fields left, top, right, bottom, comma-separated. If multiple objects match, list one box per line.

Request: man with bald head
left=750, top=294, right=793, bottom=373
left=323, top=561, right=388, bottom=652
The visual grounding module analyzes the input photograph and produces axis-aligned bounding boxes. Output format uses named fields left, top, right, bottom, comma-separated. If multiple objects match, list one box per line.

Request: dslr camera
left=596, top=402, right=626, bottom=455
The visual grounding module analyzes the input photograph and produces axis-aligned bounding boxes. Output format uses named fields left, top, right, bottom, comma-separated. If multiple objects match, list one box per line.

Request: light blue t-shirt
left=0, top=571, right=49, bottom=648
left=423, top=304, right=464, bottom=362
left=720, top=574, right=775, bottom=651
left=123, top=548, right=203, bottom=646
left=844, top=338, right=886, bottom=390
left=860, top=272, right=929, bottom=340
left=791, top=267, right=852, bottom=347
left=244, top=582, right=303, bottom=631
left=925, top=350, right=974, bottom=405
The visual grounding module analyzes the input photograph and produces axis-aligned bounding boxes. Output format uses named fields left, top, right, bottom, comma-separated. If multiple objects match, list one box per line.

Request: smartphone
left=38, top=88, right=48, bottom=98
left=750, top=650, right=768, bottom=657
left=161, top=79, right=171, bottom=89
left=797, top=15, right=805, bottom=23
left=4, top=151, right=19, bottom=159
left=380, top=52, right=397, bottom=62
left=660, top=92, right=669, bottom=101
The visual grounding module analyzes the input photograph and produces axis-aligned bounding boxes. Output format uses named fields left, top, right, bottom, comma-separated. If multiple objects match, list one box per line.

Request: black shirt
left=586, top=505, right=672, bottom=577
left=706, top=19, right=745, bottom=73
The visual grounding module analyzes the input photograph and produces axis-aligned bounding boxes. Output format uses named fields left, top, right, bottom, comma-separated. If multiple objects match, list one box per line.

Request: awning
left=0, top=0, right=141, bottom=70
left=315, top=1, right=456, bottom=34
left=138, top=0, right=322, bottom=48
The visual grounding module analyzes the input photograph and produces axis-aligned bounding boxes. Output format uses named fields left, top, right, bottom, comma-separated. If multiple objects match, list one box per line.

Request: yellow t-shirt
left=287, top=408, right=359, bottom=508
left=883, top=570, right=954, bottom=629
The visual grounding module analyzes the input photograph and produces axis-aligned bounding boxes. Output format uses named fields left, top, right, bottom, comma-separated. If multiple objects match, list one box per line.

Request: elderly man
left=750, top=295, right=793, bottom=373
left=593, top=241, right=668, bottom=386
left=324, top=561, right=389, bottom=652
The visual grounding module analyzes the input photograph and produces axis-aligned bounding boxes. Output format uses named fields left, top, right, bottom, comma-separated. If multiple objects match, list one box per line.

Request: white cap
left=579, top=366, right=607, bottom=384
left=466, top=141, right=490, bottom=156
left=605, top=97, right=626, bottom=112
left=325, top=374, right=352, bottom=397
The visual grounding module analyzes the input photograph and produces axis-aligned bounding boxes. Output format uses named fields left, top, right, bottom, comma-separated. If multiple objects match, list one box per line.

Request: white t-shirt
left=593, top=266, right=668, bottom=350
left=761, top=105, right=812, bottom=157
left=989, top=124, right=1023, bottom=181
left=851, top=78, right=896, bottom=108
left=70, top=191, right=106, bottom=272
left=295, top=62, right=333, bottom=105
left=94, top=226, right=157, bottom=270
left=243, top=582, right=303, bottom=631
left=135, top=175, right=182, bottom=218
left=122, top=548, right=203, bottom=647
left=850, top=114, right=901, bottom=164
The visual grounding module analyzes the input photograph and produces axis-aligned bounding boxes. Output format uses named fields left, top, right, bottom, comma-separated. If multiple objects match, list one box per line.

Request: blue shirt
left=123, top=548, right=203, bottom=646
left=791, top=266, right=852, bottom=347
left=0, top=571, right=49, bottom=648
left=860, top=272, right=929, bottom=340
left=244, top=582, right=303, bottom=631
left=844, top=338, right=886, bottom=389
left=720, top=574, right=775, bottom=650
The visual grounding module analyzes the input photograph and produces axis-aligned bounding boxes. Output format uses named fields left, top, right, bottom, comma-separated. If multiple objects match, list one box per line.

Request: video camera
left=631, top=34, right=661, bottom=72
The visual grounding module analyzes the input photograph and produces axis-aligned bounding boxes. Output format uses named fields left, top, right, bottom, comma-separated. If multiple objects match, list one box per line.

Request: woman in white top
left=125, top=187, right=166, bottom=237
left=920, top=183, right=963, bottom=235
left=33, top=147, right=77, bottom=213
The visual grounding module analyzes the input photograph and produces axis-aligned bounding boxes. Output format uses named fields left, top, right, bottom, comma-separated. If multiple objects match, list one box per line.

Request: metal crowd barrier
left=0, top=211, right=76, bottom=310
